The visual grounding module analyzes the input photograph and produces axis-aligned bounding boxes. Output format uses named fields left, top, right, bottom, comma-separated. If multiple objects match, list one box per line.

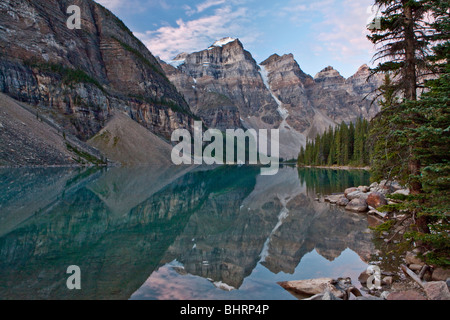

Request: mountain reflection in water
left=0, top=165, right=372, bottom=300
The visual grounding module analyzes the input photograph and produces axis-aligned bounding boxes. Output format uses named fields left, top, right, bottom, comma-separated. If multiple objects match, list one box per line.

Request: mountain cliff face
left=259, top=56, right=384, bottom=140
left=162, top=40, right=384, bottom=158
left=0, top=0, right=195, bottom=150
left=160, top=39, right=282, bottom=131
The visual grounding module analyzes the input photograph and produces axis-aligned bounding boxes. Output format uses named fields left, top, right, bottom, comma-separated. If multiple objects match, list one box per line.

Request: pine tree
left=368, top=0, right=432, bottom=193
left=368, top=0, right=449, bottom=264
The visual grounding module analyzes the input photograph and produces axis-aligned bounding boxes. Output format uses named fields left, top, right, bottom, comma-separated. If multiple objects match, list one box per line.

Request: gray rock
left=387, top=290, right=427, bottom=300
left=368, top=209, right=387, bottom=219
left=393, top=189, right=410, bottom=196
left=324, top=194, right=342, bottom=204
left=405, top=252, right=423, bottom=265
left=345, top=198, right=368, bottom=212
left=344, top=187, right=358, bottom=197
left=431, top=268, right=450, bottom=282
left=347, top=191, right=363, bottom=200
left=409, top=264, right=423, bottom=271
left=336, top=197, right=349, bottom=206
left=424, top=281, right=450, bottom=300
left=382, top=276, right=393, bottom=286
left=278, top=278, right=344, bottom=299
left=391, top=181, right=404, bottom=191
left=358, top=186, right=370, bottom=193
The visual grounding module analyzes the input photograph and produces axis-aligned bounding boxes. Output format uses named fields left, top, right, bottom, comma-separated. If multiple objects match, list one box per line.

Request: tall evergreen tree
left=368, top=0, right=432, bottom=193
left=368, top=0, right=449, bottom=263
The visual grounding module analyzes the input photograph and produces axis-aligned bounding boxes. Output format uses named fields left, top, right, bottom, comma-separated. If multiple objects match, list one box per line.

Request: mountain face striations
left=0, top=0, right=196, bottom=166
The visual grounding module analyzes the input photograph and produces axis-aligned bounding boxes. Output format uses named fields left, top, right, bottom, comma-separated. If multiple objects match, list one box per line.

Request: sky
left=96, top=0, right=379, bottom=78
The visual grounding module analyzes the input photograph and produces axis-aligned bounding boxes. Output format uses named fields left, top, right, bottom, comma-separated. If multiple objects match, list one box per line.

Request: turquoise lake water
left=0, top=165, right=372, bottom=300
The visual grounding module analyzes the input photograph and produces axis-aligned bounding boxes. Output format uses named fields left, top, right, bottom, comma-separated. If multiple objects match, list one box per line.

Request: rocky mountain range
left=0, top=0, right=383, bottom=165
left=160, top=38, right=384, bottom=159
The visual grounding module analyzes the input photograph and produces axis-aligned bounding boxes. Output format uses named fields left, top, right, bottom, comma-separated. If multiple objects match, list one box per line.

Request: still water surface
left=0, top=165, right=372, bottom=300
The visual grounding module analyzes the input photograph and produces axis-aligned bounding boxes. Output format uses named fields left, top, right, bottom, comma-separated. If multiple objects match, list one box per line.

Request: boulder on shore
left=278, top=278, right=344, bottom=299
left=336, top=197, right=349, bottom=206
left=345, top=198, right=368, bottom=212
left=347, top=191, right=365, bottom=200
left=344, top=187, right=358, bottom=197
left=432, top=268, right=450, bottom=282
left=424, top=281, right=450, bottom=300
left=387, top=290, right=427, bottom=300
left=358, top=186, right=370, bottom=193
left=367, top=192, right=388, bottom=209
left=324, top=194, right=343, bottom=204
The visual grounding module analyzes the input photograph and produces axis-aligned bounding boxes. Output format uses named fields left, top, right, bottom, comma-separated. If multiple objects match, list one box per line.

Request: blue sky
left=96, top=0, right=378, bottom=78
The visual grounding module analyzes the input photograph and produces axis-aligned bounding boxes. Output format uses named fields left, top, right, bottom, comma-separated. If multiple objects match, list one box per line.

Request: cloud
left=279, top=0, right=375, bottom=65
left=196, top=0, right=227, bottom=13
left=315, top=0, right=376, bottom=62
left=136, top=6, right=251, bottom=61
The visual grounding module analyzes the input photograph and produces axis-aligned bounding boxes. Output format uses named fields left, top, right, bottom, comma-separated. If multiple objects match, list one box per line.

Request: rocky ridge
left=0, top=0, right=196, bottom=166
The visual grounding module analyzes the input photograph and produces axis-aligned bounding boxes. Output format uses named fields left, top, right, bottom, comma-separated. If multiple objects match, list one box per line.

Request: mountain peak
left=260, top=53, right=296, bottom=66
left=354, top=64, right=370, bottom=76
left=314, top=66, right=344, bottom=81
left=211, top=37, right=237, bottom=48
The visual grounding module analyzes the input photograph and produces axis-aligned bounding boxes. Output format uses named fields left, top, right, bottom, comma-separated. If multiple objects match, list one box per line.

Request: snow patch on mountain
left=259, top=66, right=289, bottom=119
left=259, top=65, right=306, bottom=159
left=211, top=37, right=236, bottom=48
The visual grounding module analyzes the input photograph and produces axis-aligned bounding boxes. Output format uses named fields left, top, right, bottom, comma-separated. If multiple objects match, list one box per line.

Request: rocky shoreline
left=278, top=180, right=450, bottom=300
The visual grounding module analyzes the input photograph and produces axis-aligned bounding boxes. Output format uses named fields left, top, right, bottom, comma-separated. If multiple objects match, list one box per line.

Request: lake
left=0, top=165, right=373, bottom=300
